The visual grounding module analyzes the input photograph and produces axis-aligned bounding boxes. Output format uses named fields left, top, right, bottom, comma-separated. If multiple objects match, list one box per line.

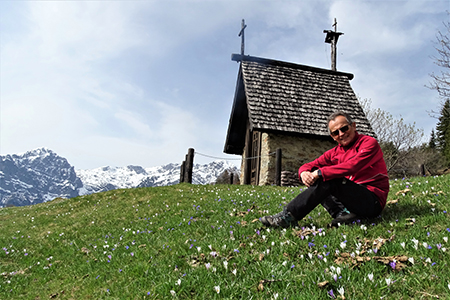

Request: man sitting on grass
left=261, top=111, right=389, bottom=228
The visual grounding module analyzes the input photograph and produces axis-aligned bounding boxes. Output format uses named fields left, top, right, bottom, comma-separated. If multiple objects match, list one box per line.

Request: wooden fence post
left=180, top=161, right=185, bottom=183
left=185, top=148, right=195, bottom=184
left=183, top=154, right=188, bottom=182
left=419, top=164, right=425, bottom=176
left=275, top=148, right=282, bottom=186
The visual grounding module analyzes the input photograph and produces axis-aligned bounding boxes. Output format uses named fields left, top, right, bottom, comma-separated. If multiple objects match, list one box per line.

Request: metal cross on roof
left=238, top=19, right=247, bottom=55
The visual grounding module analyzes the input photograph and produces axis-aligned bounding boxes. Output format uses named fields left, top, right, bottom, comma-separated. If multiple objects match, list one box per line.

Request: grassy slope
left=0, top=176, right=449, bottom=299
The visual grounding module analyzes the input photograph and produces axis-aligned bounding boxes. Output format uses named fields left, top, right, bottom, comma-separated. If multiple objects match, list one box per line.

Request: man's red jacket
left=298, top=132, right=390, bottom=208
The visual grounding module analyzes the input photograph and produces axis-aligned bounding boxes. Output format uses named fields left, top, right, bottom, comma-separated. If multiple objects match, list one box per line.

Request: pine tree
left=435, top=99, right=450, bottom=162
left=429, top=129, right=437, bottom=149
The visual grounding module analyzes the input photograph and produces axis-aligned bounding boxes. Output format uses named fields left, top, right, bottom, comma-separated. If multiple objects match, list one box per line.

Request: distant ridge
left=0, top=148, right=82, bottom=207
left=0, top=148, right=240, bottom=207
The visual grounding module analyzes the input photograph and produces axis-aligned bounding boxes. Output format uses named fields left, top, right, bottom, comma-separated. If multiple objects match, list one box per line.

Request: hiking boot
left=261, top=208, right=298, bottom=228
left=329, top=209, right=358, bottom=227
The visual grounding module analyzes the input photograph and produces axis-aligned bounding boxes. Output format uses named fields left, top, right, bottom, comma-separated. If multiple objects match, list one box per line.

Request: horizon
left=1, top=147, right=241, bottom=170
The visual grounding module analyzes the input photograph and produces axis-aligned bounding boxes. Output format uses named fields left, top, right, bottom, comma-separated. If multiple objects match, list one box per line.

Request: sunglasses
left=330, top=124, right=350, bottom=137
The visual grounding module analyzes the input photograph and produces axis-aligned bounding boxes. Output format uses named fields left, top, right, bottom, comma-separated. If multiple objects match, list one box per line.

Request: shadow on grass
left=255, top=203, right=430, bottom=230
left=365, top=202, right=429, bottom=225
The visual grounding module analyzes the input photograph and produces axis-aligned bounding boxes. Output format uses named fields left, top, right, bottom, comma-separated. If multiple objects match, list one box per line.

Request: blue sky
left=0, top=0, right=448, bottom=169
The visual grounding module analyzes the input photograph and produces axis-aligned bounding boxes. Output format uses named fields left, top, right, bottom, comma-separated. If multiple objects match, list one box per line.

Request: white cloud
left=29, top=2, right=143, bottom=62
left=114, top=110, right=154, bottom=139
left=1, top=2, right=146, bottom=157
left=330, top=1, right=441, bottom=56
left=68, top=101, right=200, bottom=169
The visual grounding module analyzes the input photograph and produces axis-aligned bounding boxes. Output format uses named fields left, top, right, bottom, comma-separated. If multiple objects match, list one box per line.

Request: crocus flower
left=389, top=261, right=396, bottom=270
left=214, top=286, right=220, bottom=294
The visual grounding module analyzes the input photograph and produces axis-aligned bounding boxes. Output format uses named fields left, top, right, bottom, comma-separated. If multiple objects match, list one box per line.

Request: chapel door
left=249, top=131, right=261, bottom=185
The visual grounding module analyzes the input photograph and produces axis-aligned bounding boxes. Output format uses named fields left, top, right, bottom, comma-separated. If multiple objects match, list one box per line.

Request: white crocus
left=214, top=285, right=220, bottom=294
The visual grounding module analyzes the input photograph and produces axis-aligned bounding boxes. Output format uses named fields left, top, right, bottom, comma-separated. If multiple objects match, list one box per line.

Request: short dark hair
left=326, top=111, right=354, bottom=134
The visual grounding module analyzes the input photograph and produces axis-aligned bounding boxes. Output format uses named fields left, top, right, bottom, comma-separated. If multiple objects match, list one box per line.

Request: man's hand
left=300, top=170, right=320, bottom=187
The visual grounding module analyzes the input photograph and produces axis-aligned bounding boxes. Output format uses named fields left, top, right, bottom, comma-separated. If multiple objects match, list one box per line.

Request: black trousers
left=285, top=178, right=382, bottom=221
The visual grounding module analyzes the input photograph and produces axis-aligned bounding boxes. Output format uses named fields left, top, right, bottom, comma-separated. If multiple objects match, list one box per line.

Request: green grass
left=0, top=175, right=449, bottom=299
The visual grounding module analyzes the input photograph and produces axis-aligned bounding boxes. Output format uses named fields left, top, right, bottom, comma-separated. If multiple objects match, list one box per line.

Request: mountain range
left=0, top=148, right=240, bottom=207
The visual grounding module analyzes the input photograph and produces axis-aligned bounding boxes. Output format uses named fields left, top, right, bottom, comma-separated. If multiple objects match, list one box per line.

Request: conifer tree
left=435, top=99, right=450, bottom=162
left=429, top=129, right=437, bottom=149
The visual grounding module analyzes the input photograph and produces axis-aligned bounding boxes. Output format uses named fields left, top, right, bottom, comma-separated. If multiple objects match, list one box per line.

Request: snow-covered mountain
left=0, top=148, right=83, bottom=207
left=0, top=148, right=240, bottom=207
left=76, top=160, right=239, bottom=195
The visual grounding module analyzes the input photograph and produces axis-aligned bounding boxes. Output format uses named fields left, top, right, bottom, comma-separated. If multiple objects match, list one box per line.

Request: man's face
left=328, top=115, right=356, bottom=146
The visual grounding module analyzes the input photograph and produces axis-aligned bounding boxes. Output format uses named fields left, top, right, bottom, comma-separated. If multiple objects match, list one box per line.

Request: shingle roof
left=224, top=55, right=375, bottom=155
